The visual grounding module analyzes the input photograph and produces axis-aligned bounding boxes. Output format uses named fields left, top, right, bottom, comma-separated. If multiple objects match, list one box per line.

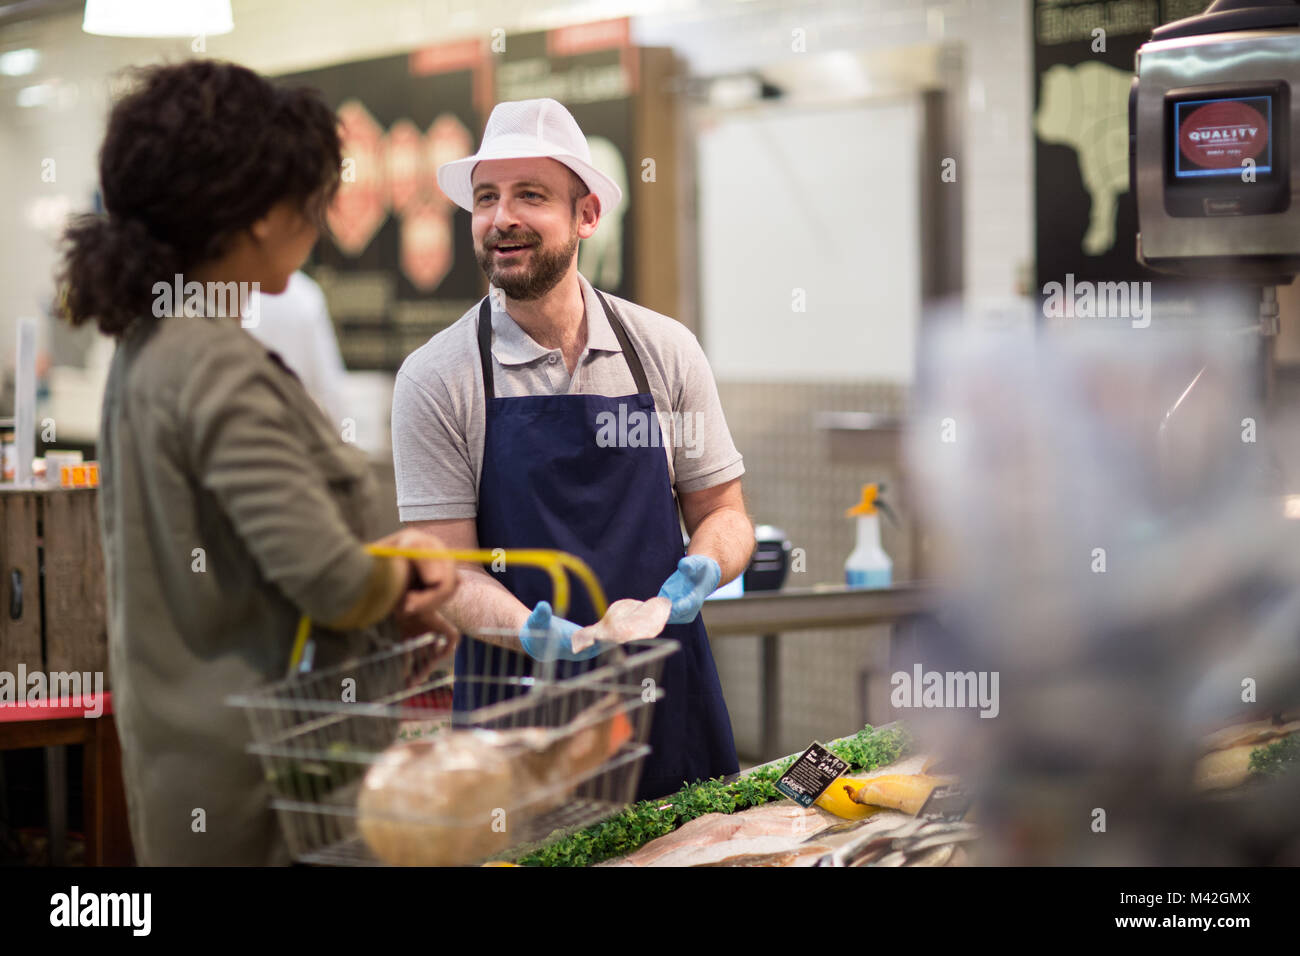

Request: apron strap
left=476, top=289, right=653, bottom=399
left=592, top=289, right=652, bottom=397
left=477, top=296, right=495, bottom=399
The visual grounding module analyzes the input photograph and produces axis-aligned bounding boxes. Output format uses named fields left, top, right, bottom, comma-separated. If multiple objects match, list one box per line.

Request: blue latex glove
left=657, top=555, right=722, bottom=625
left=518, top=601, right=602, bottom=662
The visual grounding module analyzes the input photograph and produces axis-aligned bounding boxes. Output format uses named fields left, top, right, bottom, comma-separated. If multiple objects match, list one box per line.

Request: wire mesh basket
left=228, top=630, right=678, bottom=866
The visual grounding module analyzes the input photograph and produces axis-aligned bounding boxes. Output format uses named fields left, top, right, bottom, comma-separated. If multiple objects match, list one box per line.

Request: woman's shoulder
left=119, top=314, right=269, bottom=405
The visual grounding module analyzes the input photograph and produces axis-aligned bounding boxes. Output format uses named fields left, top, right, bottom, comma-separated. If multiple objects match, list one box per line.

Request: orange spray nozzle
left=847, top=483, right=882, bottom=517
left=846, top=483, right=897, bottom=524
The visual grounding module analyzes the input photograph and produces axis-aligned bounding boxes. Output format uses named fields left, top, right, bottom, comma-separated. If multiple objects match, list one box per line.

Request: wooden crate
left=0, top=488, right=108, bottom=687
left=0, top=492, right=42, bottom=678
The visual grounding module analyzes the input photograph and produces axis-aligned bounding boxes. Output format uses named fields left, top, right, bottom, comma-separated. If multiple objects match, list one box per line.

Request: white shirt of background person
left=245, top=271, right=349, bottom=430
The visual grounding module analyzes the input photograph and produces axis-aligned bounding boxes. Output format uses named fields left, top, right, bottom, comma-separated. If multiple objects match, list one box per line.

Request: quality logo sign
left=1179, top=100, right=1268, bottom=169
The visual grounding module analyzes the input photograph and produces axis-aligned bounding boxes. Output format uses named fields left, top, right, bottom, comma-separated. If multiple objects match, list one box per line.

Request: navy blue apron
left=452, top=291, right=739, bottom=801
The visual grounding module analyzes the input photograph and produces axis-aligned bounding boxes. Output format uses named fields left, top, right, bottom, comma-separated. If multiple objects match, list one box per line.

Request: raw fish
left=695, top=844, right=832, bottom=867
left=612, top=802, right=832, bottom=866
left=571, top=597, right=671, bottom=652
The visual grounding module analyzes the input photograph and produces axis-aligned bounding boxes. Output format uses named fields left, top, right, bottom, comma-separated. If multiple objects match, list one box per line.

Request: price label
left=918, top=782, right=973, bottom=822
left=776, top=742, right=850, bottom=808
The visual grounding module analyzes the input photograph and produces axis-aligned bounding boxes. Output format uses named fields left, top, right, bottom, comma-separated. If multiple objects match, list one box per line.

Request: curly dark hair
left=59, top=60, right=341, bottom=335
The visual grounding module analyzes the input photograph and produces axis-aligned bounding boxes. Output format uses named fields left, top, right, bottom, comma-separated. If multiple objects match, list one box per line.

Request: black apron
left=453, top=292, right=739, bottom=800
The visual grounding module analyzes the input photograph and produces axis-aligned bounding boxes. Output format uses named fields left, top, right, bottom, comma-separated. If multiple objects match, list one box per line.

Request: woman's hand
left=370, top=528, right=459, bottom=647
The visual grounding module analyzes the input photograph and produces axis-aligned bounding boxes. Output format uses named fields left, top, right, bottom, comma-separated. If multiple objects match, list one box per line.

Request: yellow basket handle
left=287, top=546, right=608, bottom=675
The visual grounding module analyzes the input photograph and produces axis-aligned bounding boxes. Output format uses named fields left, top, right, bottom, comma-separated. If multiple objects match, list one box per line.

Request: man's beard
left=476, top=224, right=579, bottom=301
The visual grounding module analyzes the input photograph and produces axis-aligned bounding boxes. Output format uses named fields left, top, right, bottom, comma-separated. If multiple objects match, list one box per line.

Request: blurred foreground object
left=906, top=301, right=1300, bottom=864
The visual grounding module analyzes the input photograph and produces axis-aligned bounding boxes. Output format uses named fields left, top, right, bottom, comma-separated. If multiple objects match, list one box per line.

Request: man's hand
left=403, top=518, right=534, bottom=648
left=519, top=601, right=603, bottom=662
left=657, top=555, right=722, bottom=625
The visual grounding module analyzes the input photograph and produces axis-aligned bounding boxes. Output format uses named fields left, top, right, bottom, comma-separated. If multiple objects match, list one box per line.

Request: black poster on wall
left=1032, top=0, right=1218, bottom=297
left=491, top=19, right=638, bottom=302
left=276, top=42, right=488, bottom=370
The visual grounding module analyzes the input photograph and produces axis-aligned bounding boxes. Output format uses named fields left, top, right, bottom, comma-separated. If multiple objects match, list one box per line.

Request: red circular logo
left=1179, top=99, right=1268, bottom=170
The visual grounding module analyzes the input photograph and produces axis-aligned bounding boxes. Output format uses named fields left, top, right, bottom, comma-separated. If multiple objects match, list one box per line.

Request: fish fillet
left=907, top=844, right=956, bottom=867
left=695, top=844, right=832, bottom=867
left=1202, top=718, right=1300, bottom=753
left=571, top=597, right=672, bottom=653
left=617, top=803, right=832, bottom=866
left=844, top=774, right=956, bottom=816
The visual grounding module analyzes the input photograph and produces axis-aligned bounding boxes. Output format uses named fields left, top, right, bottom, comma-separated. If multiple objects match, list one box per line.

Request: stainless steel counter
left=701, top=582, right=934, bottom=636
left=700, top=583, right=936, bottom=760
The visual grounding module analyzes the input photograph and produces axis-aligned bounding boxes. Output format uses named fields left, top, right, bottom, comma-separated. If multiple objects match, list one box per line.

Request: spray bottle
left=845, top=483, right=894, bottom=589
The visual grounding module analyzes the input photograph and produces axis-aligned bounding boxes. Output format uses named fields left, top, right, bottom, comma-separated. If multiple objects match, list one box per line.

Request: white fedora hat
left=436, top=98, right=623, bottom=215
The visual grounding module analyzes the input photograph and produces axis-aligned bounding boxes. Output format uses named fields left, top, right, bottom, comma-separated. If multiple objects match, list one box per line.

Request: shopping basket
left=228, top=546, right=678, bottom=866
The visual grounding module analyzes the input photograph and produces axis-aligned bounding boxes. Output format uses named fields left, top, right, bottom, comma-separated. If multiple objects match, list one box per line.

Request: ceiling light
left=83, top=0, right=233, bottom=38
left=17, top=83, right=54, bottom=108
left=0, top=49, right=40, bottom=77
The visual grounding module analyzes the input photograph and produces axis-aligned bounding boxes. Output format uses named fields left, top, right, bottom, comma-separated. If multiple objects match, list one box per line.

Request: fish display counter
left=509, top=708, right=1300, bottom=867
left=599, top=750, right=972, bottom=868
left=509, top=721, right=975, bottom=868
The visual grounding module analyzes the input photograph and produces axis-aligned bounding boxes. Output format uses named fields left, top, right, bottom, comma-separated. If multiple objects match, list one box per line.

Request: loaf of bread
left=357, top=729, right=523, bottom=866
left=357, top=695, right=634, bottom=865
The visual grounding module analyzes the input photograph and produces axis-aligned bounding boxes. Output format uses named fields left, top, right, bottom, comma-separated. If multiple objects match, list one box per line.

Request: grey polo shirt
left=392, top=273, right=744, bottom=522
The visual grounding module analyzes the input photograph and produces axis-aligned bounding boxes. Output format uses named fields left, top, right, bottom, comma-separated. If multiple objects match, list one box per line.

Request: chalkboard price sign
left=775, top=742, right=850, bottom=808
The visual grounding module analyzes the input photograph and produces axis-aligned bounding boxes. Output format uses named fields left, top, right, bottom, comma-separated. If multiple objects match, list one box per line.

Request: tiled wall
left=712, top=380, right=913, bottom=757
left=649, top=0, right=1036, bottom=757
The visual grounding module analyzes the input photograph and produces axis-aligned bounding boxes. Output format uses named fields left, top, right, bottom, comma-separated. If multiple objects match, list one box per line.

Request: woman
left=58, top=60, right=456, bottom=865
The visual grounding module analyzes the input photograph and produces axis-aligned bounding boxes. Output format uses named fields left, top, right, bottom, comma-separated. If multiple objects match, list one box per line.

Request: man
left=391, top=98, right=753, bottom=799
